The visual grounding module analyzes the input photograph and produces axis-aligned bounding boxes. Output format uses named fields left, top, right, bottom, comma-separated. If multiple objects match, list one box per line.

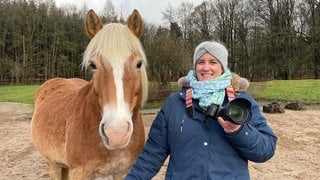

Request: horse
left=31, top=9, right=148, bottom=180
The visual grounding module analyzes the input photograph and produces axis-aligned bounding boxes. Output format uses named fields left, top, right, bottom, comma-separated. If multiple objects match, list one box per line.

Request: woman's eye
left=210, top=61, right=217, bottom=65
left=197, top=61, right=204, bottom=65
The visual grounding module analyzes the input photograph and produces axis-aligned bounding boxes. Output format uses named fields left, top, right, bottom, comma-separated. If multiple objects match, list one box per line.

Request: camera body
left=206, top=98, right=252, bottom=125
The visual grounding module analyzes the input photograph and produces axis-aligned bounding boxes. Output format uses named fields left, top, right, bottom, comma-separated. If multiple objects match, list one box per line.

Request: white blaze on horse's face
left=88, top=51, right=144, bottom=150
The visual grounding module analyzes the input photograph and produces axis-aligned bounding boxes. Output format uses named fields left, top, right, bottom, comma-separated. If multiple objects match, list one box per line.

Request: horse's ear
left=127, top=9, right=143, bottom=38
left=85, top=9, right=103, bottom=39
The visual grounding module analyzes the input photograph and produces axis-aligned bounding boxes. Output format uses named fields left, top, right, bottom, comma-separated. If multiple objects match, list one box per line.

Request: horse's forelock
left=83, top=23, right=146, bottom=68
left=82, top=23, right=148, bottom=105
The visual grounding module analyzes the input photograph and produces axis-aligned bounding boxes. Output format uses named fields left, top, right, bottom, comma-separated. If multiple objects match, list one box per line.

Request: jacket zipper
left=180, top=115, right=186, bottom=133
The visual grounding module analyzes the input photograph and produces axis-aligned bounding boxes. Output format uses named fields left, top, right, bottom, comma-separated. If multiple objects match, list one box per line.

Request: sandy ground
left=0, top=102, right=319, bottom=179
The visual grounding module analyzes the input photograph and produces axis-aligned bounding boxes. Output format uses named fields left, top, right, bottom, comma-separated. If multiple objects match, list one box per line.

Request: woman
left=126, top=41, right=277, bottom=179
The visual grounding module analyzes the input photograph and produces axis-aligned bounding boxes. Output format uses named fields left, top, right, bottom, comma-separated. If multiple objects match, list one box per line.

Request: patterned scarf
left=186, top=70, right=232, bottom=109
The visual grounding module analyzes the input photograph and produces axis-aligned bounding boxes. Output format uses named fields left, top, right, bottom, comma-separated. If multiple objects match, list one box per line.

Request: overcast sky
left=54, top=0, right=202, bottom=25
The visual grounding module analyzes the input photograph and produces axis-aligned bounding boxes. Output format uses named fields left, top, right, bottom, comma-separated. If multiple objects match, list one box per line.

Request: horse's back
left=34, top=78, right=88, bottom=106
left=31, top=78, right=88, bottom=163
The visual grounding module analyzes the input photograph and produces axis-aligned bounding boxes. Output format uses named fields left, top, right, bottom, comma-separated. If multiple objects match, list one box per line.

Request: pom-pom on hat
left=193, top=41, right=229, bottom=72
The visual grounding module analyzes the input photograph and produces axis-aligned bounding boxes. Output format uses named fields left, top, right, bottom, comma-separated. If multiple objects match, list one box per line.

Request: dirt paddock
left=0, top=102, right=319, bottom=179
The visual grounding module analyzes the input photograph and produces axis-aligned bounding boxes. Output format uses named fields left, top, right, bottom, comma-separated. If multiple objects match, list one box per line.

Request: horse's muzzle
left=99, top=122, right=132, bottom=150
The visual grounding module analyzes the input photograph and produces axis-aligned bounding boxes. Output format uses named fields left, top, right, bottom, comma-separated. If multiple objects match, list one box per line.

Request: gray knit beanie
left=193, top=41, right=229, bottom=72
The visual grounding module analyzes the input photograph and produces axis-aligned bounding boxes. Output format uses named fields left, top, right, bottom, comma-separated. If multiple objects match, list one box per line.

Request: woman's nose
left=203, top=62, right=210, bottom=70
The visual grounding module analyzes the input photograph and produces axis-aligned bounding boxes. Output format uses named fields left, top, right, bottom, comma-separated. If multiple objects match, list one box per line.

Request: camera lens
left=228, top=104, right=245, bottom=121
left=207, top=98, right=252, bottom=125
left=220, top=98, right=252, bottom=125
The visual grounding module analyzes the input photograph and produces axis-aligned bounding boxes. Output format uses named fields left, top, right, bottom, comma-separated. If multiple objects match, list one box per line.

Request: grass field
left=248, top=79, right=320, bottom=105
left=0, top=85, right=39, bottom=104
left=0, top=79, right=319, bottom=107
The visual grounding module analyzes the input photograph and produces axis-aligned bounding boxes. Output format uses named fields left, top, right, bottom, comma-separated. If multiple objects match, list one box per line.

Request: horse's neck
left=76, top=82, right=101, bottom=114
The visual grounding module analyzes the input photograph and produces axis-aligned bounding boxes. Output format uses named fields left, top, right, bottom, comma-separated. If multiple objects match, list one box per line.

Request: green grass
left=143, top=100, right=165, bottom=109
left=0, top=79, right=319, bottom=107
left=248, top=79, right=320, bottom=104
left=0, top=85, right=39, bottom=105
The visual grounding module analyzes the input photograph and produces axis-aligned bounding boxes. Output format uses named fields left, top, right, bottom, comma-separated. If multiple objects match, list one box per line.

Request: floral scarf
left=186, top=70, right=232, bottom=109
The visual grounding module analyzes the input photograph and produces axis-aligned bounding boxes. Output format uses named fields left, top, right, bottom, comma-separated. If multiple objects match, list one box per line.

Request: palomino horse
left=31, top=9, right=148, bottom=179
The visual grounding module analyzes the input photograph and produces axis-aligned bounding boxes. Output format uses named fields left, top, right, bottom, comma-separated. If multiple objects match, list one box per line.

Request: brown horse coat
left=31, top=9, right=147, bottom=180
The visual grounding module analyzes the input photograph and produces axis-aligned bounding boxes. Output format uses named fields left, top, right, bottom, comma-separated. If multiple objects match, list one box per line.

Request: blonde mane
left=82, top=23, right=148, bottom=105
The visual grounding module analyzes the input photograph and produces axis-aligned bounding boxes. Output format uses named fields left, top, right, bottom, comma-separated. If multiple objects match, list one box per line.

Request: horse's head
left=82, top=9, right=148, bottom=150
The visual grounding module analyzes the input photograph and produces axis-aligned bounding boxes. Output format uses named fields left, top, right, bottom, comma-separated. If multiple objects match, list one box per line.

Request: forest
left=0, top=0, right=319, bottom=86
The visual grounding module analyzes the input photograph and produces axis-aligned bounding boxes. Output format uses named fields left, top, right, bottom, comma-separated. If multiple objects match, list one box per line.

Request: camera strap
left=185, top=86, right=235, bottom=117
left=226, top=86, right=235, bottom=103
left=185, top=87, right=194, bottom=117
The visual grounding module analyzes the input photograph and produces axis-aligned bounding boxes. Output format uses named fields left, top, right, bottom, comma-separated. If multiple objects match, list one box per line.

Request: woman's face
left=195, top=52, right=223, bottom=81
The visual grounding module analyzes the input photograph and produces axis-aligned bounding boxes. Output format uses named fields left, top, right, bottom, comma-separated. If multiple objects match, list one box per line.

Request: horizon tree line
left=0, top=0, right=319, bottom=86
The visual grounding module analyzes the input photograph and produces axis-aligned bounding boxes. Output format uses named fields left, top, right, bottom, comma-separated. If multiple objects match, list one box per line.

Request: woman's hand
left=217, top=117, right=241, bottom=133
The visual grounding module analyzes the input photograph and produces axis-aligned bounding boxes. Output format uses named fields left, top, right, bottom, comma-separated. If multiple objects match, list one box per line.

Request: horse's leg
left=69, top=167, right=88, bottom=180
left=47, top=161, right=63, bottom=180
left=113, top=173, right=126, bottom=180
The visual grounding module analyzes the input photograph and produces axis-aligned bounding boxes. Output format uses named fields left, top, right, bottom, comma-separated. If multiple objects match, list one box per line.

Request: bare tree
left=191, top=1, right=215, bottom=42
left=233, top=0, right=254, bottom=78
left=162, top=2, right=176, bottom=25
left=146, top=27, right=191, bottom=87
left=102, top=0, right=118, bottom=23
left=176, top=1, right=195, bottom=48
left=302, top=0, right=320, bottom=79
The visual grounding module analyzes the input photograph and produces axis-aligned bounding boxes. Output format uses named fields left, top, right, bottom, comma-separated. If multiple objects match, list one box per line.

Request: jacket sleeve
left=125, top=98, right=171, bottom=180
left=226, top=93, right=277, bottom=163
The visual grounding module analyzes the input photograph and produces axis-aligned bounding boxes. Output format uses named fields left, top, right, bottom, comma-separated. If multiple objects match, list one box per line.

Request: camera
left=206, top=98, right=252, bottom=125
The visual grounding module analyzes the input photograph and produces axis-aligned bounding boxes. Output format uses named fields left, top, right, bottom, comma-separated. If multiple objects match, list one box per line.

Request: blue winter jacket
left=126, top=88, right=277, bottom=180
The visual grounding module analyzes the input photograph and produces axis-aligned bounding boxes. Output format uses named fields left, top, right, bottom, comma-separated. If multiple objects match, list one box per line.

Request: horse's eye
left=89, top=61, right=97, bottom=70
left=136, top=60, right=143, bottom=69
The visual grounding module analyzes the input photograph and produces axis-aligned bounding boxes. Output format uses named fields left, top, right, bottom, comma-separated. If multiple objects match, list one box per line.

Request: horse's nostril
left=99, top=123, right=108, bottom=139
